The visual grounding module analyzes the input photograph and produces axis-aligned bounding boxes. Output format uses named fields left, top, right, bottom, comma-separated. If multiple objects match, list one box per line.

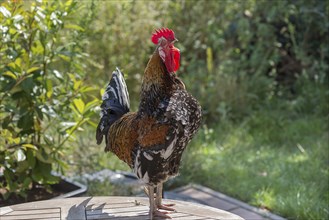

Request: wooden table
left=0, top=196, right=244, bottom=219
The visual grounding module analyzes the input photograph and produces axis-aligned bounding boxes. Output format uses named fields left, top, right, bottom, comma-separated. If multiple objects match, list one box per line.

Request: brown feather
left=106, top=112, right=138, bottom=166
left=106, top=112, right=171, bottom=166
left=142, top=52, right=166, bottom=91
left=138, top=117, right=170, bottom=148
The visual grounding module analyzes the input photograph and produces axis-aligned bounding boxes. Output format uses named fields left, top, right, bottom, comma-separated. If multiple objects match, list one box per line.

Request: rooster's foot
left=152, top=209, right=172, bottom=219
left=157, top=203, right=176, bottom=212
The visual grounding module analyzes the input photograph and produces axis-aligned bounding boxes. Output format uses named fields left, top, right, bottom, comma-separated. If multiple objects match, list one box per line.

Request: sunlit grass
left=178, top=110, right=329, bottom=220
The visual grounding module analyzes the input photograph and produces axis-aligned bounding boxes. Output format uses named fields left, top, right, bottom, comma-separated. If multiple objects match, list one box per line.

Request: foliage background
left=0, top=0, right=328, bottom=219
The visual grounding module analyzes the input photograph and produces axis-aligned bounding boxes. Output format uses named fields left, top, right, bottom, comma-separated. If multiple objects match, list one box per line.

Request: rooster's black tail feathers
left=96, top=67, right=130, bottom=145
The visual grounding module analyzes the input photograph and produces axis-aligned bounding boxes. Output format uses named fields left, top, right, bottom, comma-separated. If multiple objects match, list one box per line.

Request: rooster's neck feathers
left=140, top=52, right=185, bottom=115
left=142, top=52, right=165, bottom=91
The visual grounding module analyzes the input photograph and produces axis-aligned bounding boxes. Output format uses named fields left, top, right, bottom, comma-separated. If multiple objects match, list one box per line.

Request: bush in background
left=168, top=0, right=328, bottom=122
left=0, top=0, right=99, bottom=200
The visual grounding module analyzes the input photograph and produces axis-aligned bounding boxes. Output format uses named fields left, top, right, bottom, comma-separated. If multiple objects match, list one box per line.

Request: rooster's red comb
left=151, top=28, right=176, bottom=45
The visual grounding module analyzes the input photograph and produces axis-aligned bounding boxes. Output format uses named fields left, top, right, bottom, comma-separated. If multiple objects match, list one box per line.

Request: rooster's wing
left=133, top=89, right=202, bottom=185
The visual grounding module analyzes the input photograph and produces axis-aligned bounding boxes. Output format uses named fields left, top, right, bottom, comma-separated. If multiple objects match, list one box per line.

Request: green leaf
left=40, top=162, right=52, bottom=176
left=0, top=6, right=11, bottom=17
left=83, top=99, right=99, bottom=114
left=22, top=177, right=32, bottom=189
left=53, top=70, right=63, bottom=79
left=22, top=144, right=38, bottom=150
left=100, top=88, right=105, bottom=97
left=13, top=14, right=24, bottom=22
left=87, top=120, right=98, bottom=128
left=70, top=104, right=80, bottom=117
left=46, top=79, right=53, bottom=98
left=16, top=160, right=29, bottom=173
left=65, top=0, right=74, bottom=7
left=35, top=106, right=44, bottom=120
left=58, top=54, right=71, bottom=62
left=21, top=77, right=34, bottom=93
left=65, top=23, right=84, bottom=31
left=2, top=116, right=12, bottom=129
left=36, top=148, right=54, bottom=164
left=4, top=169, right=15, bottom=191
left=7, top=61, right=22, bottom=74
left=73, top=79, right=82, bottom=90
left=17, top=113, right=34, bottom=130
left=27, top=66, right=40, bottom=74
left=73, top=98, right=85, bottom=114
left=0, top=78, right=16, bottom=92
left=15, top=149, right=26, bottom=162
left=3, top=71, right=17, bottom=80
left=32, top=164, right=43, bottom=182
left=44, top=174, right=60, bottom=185
left=60, top=121, right=77, bottom=132
left=80, top=86, right=97, bottom=93
left=26, top=150, right=36, bottom=168
left=32, top=40, right=44, bottom=55
left=43, top=135, right=54, bottom=146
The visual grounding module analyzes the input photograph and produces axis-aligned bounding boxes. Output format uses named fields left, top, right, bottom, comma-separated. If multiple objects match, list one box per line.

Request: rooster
left=96, top=28, right=202, bottom=219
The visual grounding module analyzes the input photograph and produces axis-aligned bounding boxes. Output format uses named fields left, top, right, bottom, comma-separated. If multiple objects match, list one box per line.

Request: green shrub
left=168, top=0, right=328, bottom=122
left=0, top=0, right=99, bottom=200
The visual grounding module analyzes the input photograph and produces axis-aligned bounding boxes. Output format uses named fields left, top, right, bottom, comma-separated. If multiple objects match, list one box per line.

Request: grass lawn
left=176, top=108, right=329, bottom=220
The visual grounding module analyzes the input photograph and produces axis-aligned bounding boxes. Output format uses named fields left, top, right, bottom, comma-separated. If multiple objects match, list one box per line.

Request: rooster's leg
left=148, top=185, right=172, bottom=219
left=155, top=183, right=176, bottom=211
left=148, top=186, right=155, bottom=220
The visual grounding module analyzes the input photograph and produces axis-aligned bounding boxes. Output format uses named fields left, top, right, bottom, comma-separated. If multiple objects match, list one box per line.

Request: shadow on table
left=67, top=197, right=92, bottom=219
left=67, top=197, right=219, bottom=219
left=67, top=197, right=150, bottom=219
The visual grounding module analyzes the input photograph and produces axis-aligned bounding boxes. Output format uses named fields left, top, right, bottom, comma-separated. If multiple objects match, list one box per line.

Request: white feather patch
left=113, top=75, right=123, bottom=104
left=133, top=150, right=141, bottom=177
left=137, top=167, right=142, bottom=179
left=162, top=137, right=177, bottom=159
left=142, top=171, right=149, bottom=183
left=143, top=152, right=153, bottom=161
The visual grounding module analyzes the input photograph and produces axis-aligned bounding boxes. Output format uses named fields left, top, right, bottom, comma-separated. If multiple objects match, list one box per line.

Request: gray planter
left=51, top=177, right=87, bottom=199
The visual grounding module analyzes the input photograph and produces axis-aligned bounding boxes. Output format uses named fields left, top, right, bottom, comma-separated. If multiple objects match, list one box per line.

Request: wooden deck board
left=166, top=184, right=286, bottom=220
left=0, top=207, right=61, bottom=220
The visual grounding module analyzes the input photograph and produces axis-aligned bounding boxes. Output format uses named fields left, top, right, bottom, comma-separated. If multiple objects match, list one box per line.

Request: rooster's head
left=151, top=28, right=180, bottom=73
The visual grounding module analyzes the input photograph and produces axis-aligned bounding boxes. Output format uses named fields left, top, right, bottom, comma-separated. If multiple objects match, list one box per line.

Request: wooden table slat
left=87, top=205, right=147, bottom=215
left=1, top=215, right=60, bottom=220
left=3, top=208, right=60, bottom=215
left=0, top=196, right=244, bottom=220
left=86, top=202, right=145, bottom=211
